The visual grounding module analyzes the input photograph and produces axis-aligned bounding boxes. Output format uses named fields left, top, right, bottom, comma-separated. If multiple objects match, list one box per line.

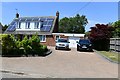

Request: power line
left=69, top=0, right=93, bottom=17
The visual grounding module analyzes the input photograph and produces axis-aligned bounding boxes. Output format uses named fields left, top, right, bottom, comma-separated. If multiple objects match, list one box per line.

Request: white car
left=55, top=38, right=70, bottom=50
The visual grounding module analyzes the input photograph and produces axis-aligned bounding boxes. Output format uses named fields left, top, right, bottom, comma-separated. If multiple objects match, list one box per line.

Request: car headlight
left=89, top=44, right=92, bottom=46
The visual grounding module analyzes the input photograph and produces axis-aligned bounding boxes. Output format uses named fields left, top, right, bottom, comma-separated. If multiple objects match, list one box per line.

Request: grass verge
left=98, top=51, right=120, bottom=63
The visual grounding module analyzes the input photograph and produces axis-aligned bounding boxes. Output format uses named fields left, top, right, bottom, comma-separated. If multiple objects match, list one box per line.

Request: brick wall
left=41, top=35, right=56, bottom=46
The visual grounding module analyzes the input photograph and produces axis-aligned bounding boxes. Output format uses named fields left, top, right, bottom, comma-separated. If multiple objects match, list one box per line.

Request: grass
left=98, top=51, right=120, bottom=63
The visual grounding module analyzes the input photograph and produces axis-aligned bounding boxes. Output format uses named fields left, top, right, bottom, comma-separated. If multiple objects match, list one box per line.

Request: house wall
left=41, top=35, right=56, bottom=46
left=16, top=22, right=41, bottom=31
left=60, top=35, right=68, bottom=39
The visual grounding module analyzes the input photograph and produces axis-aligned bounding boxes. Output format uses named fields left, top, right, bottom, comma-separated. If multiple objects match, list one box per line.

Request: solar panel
left=45, top=26, right=52, bottom=31
left=7, top=22, right=16, bottom=32
left=33, top=18, right=39, bottom=21
left=40, top=25, right=45, bottom=31
left=40, top=18, right=54, bottom=32
left=40, top=25, right=52, bottom=32
left=20, top=18, right=26, bottom=22
left=47, top=18, right=54, bottom=21
left=47, top=20, right=53, bottom=25
left=26, top=18, right=32, bottom=21
left=10, top=21, right=16, bottom=25
left=43, top=21, right=48, bottom=25
left=40, top=18, right=46, bottom=22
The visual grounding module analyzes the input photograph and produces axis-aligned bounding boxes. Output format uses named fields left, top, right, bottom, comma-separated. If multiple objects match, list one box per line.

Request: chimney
left=55, top=11, right=59, bottom=32
left=56, top=11, right=59, bottom=18
left=16, top=13, right=19, bottom=18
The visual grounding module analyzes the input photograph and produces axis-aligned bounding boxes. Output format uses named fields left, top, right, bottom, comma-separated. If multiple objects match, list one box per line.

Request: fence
left=110, top=38, right=120, bottom=52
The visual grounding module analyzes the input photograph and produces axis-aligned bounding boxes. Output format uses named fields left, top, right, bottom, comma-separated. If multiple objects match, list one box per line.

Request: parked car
left=77, top=39, right=92, bottom=51
left=55, top=38, right=70, bottom=50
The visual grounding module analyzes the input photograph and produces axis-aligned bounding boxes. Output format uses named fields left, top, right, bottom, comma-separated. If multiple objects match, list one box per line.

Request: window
left=25, top=22, right=30, bottom=29
left=34, top=22, right=39, bottom=29
left=18, top=22, right=21, bottom=28
left=40, top=35, right=46, bottom=42
left=56, top=35, right=60, bottom=41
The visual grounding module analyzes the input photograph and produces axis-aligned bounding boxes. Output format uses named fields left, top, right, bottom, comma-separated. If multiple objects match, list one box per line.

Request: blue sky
left=1, top=2, right=118, bottom=31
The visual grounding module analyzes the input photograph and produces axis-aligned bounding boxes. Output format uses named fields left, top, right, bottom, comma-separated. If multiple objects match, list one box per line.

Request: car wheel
left=55, top=46, right=58, bottom=50
left=77, top=47, right=79, bottom=51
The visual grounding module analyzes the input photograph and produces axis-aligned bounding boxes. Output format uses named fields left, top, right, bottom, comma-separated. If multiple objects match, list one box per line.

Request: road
left=1, top=47, right=118, bottom=78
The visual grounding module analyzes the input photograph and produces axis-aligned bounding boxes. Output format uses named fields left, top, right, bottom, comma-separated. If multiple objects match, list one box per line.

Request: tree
left=2, top=24, right=8, bottom=33
left=59, top=14, right=88, bottom=33
left=112, top=20, right=120, bottom=37
left=89, top=24, right=114, bottom=51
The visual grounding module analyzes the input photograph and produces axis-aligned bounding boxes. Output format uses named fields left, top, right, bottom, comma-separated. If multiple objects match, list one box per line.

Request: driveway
left=1, top=46, right=118, bottom=78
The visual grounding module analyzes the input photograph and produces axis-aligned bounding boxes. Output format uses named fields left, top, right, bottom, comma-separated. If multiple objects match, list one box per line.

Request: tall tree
left=59, top=14, right=88, bottom=33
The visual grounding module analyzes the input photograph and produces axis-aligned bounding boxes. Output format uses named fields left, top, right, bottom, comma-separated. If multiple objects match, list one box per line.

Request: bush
left=2, top=34, right=22, bottom=56
left=2, top=34, right=48, bottom=57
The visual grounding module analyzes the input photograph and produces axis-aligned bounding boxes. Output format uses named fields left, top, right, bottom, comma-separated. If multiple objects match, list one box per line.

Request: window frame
left=25, top=22, right=30, bottom=29
left=40, top=35, right=46, bottom=42
left=55, top=35, right=60, bottom=41
left=17, top=22, right=21, bottom=29
left=34, top=22, right=39, bottom=29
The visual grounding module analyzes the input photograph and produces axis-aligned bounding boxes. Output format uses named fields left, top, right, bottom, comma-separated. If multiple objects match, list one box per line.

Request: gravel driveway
left=1, top=46, right=118, bottom=78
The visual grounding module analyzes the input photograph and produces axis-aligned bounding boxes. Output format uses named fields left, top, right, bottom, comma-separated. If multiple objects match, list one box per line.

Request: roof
left=6, top=31, right=52, bottom=35
left=52, top=33, right=85, bottom=37
left=4, top=16, right=57, bottom=35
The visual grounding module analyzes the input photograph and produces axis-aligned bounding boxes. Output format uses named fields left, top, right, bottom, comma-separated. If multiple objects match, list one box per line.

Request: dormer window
left=25, top=22, right=30, bottom=29
left=18, top=22, right=21, bottom=29
left=34, top=22, right=39, bottom=29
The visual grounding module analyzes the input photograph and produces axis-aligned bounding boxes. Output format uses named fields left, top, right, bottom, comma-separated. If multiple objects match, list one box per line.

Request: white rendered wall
left=16, top=22, right=41, bottom=31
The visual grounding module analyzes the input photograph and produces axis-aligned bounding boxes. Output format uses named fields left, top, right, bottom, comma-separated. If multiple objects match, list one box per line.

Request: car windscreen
left=79, top=40, right=90, bottom=44
left=58, top=39, right=68, bottom=43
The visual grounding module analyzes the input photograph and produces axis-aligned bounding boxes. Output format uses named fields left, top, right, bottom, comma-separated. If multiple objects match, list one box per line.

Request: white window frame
left=25, top=22, right=30, bottom=29
left=17, top=22, right=21, bottom=29
left=34, top=22, right=39, bottom=29
left=40, top=35, right=46, bottom=42
left=55, top=35, right=60, bottom=41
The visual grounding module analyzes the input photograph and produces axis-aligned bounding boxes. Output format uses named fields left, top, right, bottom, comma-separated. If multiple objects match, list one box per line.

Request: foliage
left=20, top=36, right=32, bottom=56
left=30, top=34, right=42, bottom=56
left=89, top=24, right=114, bottom=51
left=2, top=34, right=19, bottom=56
left=85, top=31, right=91, bottom=37
left=59, top=14, right=88, bottom=33
left=2, top=34, right=48, bottom=57
left=112, top=20, right=120, bottom=37
left=2, top=24, right=8, bottom=33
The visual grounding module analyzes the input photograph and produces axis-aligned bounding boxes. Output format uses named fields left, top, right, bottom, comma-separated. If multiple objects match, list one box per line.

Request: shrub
left=20, top=36, right=32, bottom=56
left=2, top=34, right=21, bottom=56
left=2, top=34, right=48, bottom=57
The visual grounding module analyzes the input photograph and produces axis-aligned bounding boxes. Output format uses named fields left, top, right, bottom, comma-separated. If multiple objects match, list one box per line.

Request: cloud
left=85, top=20, right=106, bottom=32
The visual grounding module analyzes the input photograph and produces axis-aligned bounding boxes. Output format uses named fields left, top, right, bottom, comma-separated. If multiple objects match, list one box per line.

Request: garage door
left=69, top=37, right=80, bottom=48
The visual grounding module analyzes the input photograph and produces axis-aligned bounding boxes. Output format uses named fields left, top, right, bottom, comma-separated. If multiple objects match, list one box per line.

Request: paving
left=1, top=46, right=118, bottom=78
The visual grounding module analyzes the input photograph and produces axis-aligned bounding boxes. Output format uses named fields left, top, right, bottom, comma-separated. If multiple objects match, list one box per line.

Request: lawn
left=98, top=51, right=120, bottom=63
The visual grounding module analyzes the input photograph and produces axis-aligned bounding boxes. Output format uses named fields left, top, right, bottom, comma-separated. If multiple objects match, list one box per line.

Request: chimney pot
left=16, top=13, right=19, bottom=18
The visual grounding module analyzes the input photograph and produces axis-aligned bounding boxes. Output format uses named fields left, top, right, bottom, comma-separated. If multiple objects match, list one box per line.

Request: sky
left=1, top=2, right=118, bottom=32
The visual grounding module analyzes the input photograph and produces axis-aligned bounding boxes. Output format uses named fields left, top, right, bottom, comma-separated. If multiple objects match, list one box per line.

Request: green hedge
left=2, top=34, right=48, bottom=57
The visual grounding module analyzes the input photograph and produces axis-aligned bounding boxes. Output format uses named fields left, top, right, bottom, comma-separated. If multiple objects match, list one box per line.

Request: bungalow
left=4, top=11, right=85, bottom=48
